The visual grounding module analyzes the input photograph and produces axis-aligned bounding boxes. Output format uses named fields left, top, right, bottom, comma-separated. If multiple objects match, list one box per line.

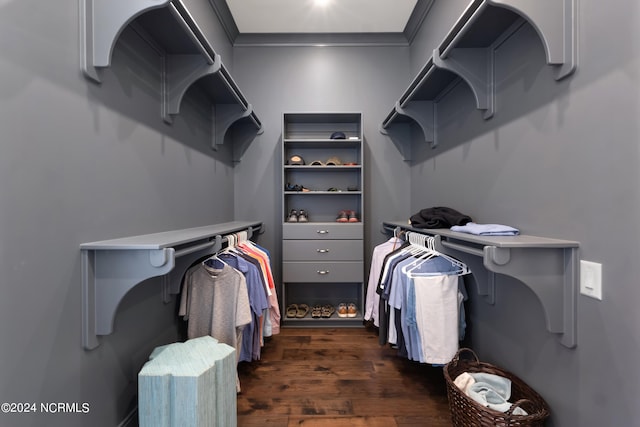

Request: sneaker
left=298, top=210, right=309, bottom=222
left=337, top=303, right=348, bottom=318
left=287, top=209, right=298, bottom=222
left=336, top=210, right=348, bottom=222
left=348, top=211, right=359, bottom=222
left=347, top=303, right=358, bottom=318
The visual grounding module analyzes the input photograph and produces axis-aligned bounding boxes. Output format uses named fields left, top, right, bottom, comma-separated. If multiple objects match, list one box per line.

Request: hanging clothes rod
left=382, top=220, right=579, bottom=348
left=170, top=0, right=216, bottom=64
left=80, top=221, right=263, bottom=350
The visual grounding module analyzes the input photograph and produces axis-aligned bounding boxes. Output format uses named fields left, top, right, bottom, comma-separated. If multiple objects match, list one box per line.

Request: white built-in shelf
left=80, top=221, right=262, bottom=350
left=80, top=0, right=262, bottom=158
left=380, top=0, right=577, bottom=156
left=382, top=221, right=579, bottom=348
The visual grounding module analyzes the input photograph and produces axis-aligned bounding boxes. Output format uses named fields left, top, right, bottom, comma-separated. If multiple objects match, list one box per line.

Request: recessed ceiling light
left=313, top=0, right=331, bottom=7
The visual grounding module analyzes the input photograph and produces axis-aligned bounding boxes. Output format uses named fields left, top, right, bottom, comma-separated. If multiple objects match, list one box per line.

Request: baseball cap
left=330, top=131, right=346, bottom=139
left=287, top=155, right=305, bottom=165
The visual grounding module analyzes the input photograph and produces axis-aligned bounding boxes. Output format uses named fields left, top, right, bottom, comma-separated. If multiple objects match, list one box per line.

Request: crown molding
left=208, top=0, right=239, bottom=43
left=404, top=0, right=435, bottom=44
left=233, top=32, right=410, bottom=47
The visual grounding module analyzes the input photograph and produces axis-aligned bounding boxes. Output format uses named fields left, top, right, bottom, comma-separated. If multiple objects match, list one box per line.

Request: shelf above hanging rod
left=380, top=0, right=577, bottom=159
left=80, top=0, right=263, bottom=158
left=80, top=220, right=263, bottom=350
left=382, top=220, right=579, bottom=348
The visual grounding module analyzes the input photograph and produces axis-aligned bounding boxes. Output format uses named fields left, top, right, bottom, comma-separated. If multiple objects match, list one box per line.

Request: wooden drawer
left=282, top=223, right=363, bottom=240
left=282, top=240, right=362, bottom=261
left=283, top=261, right=363, bottom=283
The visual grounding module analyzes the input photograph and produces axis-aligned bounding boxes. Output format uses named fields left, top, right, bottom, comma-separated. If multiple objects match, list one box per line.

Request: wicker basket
left=443, top=348, right=550, bottom=427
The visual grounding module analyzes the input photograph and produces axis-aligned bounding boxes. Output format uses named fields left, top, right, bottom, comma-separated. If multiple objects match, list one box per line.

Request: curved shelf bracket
left=212, top=103, right=252, bottom=149
left=80, top=221, right=262, bottom=350
left=82, top=247, right=176, bottom=350
left=163, top=54, right=222, bottom=124
left=380, top=115, right=413, bottom=162
left=433, top=47, right=495, bottom=120
left=80, top=0, right=171, bottom=82
left=482, top=245, right=578, bottom=348
left=396, top=100, right=437, bottom=147
left=379, top=100, right=437, bottom=161
left=488, top=0, right=577, bottom=80
left=382, top=221, right=578, bottom=348
left=224, top=105, right=265, bottom=162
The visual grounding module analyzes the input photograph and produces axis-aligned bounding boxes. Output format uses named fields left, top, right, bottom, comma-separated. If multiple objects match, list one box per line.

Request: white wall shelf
left=80, top=0, right=262, bottom=157
left=80, top=221, right=262, bottom=350
left=380, top=0, right=577, bottom=159
left=382, top=221, right=579, bottom=348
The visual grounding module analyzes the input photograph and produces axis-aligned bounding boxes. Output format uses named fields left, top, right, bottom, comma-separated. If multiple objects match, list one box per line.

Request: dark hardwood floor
left=237, top=326, right=453, bottom=426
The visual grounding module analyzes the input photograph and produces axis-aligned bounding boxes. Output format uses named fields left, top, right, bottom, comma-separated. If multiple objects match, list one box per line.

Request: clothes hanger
left=223, top=233, right=245, bottom=255
left=402, top=231, right=470, bottom=276
left=205, top=232, right=239, bottom=267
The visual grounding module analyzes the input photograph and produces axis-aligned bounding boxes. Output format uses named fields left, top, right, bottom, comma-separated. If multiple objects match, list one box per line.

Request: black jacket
left=409, top=206, right=472, bottom=229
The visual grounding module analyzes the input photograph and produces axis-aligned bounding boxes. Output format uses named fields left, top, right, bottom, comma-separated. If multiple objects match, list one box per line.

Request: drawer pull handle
left=317, top=270, right=330, bottom=275
left=317, top=230, right=329, bottom=234
left=317, top=249, right=329, bottom=253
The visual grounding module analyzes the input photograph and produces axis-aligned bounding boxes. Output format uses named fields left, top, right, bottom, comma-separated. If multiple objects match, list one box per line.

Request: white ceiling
left=225, top=0, right=419, bottom=34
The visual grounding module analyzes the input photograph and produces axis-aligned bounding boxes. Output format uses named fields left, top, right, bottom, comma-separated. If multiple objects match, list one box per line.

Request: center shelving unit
left=281, top=112, right=364, bottom=327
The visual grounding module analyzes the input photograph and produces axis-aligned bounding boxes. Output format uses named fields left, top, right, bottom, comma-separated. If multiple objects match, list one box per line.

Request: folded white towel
left=454, top=372, right=528, bottom=415
left=454, top=372, right=475, bottom=393
left=450, top=222, right=520, bottom=236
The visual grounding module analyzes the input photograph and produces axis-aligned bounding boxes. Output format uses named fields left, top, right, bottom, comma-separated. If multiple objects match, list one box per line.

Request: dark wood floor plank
left=238, top=327, right=453, bottom=427
left=288, top=416, right=398, bottom=426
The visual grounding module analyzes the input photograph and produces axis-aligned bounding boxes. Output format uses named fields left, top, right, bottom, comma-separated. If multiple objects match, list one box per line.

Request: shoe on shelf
left=337, top=303, right=348, bottom=318
left=336, top=210, right=348, bottom=223
left=321, top=304, right=335, bottom=318
left=286, top=304, right=298, bottom=318
left=296, top=303, right=310, bottom=318
left=311, top=305, right=322, bottom=319
left=286, top=183, right=310, bottom=192
left=298, top=210, right=309, bottom=222
left=347, top=303, right=358, bottom=318
left=348, top=211, right=360, bottom=222
left=287, top=209, right=298, bottom=222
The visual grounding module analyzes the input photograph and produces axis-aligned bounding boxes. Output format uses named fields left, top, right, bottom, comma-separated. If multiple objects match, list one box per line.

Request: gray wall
left=405, top=1, right=640, bottom=426
left=2, top=0, right=637, bottom=426
left=0, top=0, right=237, bottom=426
left=232, top=45, right=413, bottom=291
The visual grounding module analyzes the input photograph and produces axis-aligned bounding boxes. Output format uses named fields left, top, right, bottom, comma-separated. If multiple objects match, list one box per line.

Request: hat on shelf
left=309, top=160, right=325, bottom=166
left=288, top=155, right=305, bottom=165
left=326, top=156, right=342, bottom=166
left=330, top=131, right=346, bottom=139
